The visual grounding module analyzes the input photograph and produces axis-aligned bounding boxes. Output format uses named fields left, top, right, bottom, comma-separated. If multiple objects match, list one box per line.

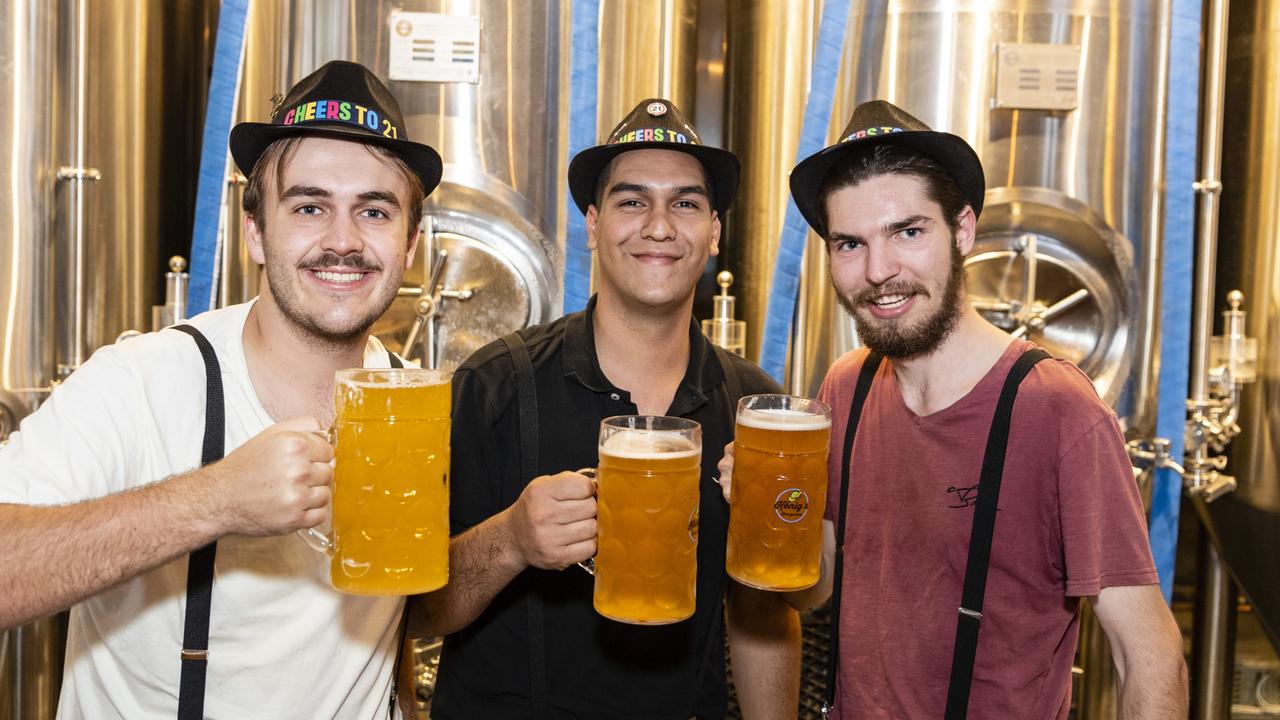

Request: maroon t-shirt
left=819, top=341, right=1158, bottom=719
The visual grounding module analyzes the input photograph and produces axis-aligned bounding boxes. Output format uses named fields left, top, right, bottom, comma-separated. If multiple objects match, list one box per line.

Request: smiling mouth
left=867, top=293, right=911, bottom=310
left=311, top=269, right=368, bottom=285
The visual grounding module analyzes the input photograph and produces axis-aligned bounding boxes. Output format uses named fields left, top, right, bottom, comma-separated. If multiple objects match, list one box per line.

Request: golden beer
left=727, top=396, right=831, bottom=591
left=329, top=368, right=451, bottom=595
left=594, top=418, right=701, bottom=624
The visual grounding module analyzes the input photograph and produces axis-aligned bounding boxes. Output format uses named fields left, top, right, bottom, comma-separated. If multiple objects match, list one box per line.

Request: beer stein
left=301, top=367, right=451, bottom=595
left=589, top=415, right=702, bottom=624
left=726, top=394, right=831, bottom=591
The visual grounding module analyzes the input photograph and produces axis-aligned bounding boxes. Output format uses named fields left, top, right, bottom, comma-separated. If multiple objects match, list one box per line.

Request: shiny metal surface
left=231, top=1, right=566, bottom=366
left=0, top=0, right=57, bottom=422
left=775, top=0, right=1169, bottom=442
left=1192, top=535, right=1237, bottom=719
left=1206, top=0, right=1280, bottom=660
left=599, top=0, right=699, bottom=128
left=723, top=0, right=817, bottom=361
left=965, top=187, right=1134, bottom=406
left=1215, top=0, right=1280, bottom=517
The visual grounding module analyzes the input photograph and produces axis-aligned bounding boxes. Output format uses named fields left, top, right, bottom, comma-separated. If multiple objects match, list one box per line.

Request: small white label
left=388, top=11, right=480, bottom=84
left=994, top=42, right=1081, bottom=111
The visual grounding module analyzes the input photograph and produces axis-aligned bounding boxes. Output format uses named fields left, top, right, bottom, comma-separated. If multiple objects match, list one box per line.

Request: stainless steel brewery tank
left=1205, top=0, right=1280, bottom=654
left=767, top=0, right=1168, bottom=442
left=0, top=1, right=213, bottom=716
left=229, top=0, right=566, bottom=369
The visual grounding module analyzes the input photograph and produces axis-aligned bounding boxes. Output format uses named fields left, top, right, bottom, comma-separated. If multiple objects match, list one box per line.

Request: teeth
left=871, top=294, right=909, bottom=308
left=314, top=270, right=364, bottom=284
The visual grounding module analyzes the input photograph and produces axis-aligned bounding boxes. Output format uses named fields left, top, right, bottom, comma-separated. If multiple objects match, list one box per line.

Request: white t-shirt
left=0, top=302, right=404, bottom=720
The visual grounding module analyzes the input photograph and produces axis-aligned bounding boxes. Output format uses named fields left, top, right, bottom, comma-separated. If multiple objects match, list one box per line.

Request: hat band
left=612, top=127, right=696, bottom=145
left=842, top=126, right=905, bottom=142
left=279, top=99, right=400, bottom=139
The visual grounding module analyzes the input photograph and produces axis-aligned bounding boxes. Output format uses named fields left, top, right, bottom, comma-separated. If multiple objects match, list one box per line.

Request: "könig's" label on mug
left=774, top=488, right=810, bottom=523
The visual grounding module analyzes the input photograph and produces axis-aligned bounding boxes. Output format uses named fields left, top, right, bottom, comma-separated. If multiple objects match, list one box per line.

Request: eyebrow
left=280, top=185, right=401, bottom=208
left=606, top=182, right=710, bottom=200
left=827, top=215, right=933, bottom=246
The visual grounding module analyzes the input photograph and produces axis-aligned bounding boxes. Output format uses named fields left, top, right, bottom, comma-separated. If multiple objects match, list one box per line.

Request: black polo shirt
left=433, top=297, right=779, bottom=720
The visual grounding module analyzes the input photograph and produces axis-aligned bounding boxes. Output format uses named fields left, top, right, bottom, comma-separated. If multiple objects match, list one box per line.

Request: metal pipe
left=1191, top=534, right=1236, bottom=719
left=59, top=0, right=93, bottom=378
left=1190, top=0, right=1230, bottom=405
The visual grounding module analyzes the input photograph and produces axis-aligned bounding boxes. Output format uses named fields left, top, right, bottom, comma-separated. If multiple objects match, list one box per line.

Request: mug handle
left=575, top=467, right=598, bottom=575
left=298, top=425, right=338, bottom=557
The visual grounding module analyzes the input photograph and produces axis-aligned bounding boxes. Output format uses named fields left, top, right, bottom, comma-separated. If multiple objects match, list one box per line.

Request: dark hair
left=591, top=152, right=715, bottom=211
left=817, top=144, right=969, bottom=236
left=242, top=135, right=425, bottom=240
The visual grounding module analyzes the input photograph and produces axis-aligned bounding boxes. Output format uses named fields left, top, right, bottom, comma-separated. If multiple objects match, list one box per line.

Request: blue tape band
left=758, top=0, right=851, bottom=381
left=186, top=0, right=250, bottom=316
left=563, top=0, right=599, bottom=314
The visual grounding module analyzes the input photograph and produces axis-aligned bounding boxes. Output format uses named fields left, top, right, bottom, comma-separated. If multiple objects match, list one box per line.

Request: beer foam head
left=339, top=368, right=450, bottom=389
left=600, top=429, right=700, bottom=459
left=738, top=407, right=831, bottom=431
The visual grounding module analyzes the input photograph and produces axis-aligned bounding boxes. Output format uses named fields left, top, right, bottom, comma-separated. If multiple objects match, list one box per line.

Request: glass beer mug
left=590, top=415, right=702, bottom=624
left=726, top=394, right=831, bottom=591
left=301, top=367, right=451, bottom=595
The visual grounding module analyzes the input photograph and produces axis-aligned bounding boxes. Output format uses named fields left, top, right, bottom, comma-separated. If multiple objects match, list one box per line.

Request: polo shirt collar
left=563, top=295, right=722, bottom=412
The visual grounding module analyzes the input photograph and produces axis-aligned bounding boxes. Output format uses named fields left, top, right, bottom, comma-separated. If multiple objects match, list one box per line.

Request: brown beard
left=835, top=240, right=965, bottom=359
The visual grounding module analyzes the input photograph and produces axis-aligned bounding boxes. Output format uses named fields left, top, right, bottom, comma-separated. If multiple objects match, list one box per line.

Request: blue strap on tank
left=186, top=0, right=251, bottom=316
left=1148, top=0, right=1202, bottom=603
left=757, top=0, right=851, bottom=382
left=563, top=0, right=599, bottom=314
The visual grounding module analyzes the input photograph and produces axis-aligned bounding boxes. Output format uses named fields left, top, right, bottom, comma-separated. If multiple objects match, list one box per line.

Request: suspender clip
left=958, top=606, right=983, bottom=621
left=180, top=648, right=208, bottom=661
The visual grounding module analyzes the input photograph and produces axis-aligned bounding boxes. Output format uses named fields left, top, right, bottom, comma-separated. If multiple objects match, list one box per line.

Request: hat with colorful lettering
left=789, top=100, right=985, bottom=236
left=568, top=98, right=739, bottom=215
left=229, top=60, right=442, bottom=195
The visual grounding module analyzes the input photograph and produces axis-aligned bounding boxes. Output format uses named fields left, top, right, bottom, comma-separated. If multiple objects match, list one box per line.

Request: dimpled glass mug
left=589, top=415, right=702, bottom=624
left=301, top=367, right=451, bottom=595
left=726, top=394, right=831, bottom=591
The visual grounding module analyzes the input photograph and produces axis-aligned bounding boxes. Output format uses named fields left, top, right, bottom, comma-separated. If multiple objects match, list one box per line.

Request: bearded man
left=721, top=100, right=1187, bottom=720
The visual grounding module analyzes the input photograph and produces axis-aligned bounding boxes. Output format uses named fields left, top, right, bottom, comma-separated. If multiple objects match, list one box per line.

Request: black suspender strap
left=823, top=352, right=883, bottom=718
left=711, top=345, right=744, bottom=414
left=388, top=352, right=405, bottom=369
left=499, top=332, right=548, bottom=720
left=171, top=325, right=226, bottom=720
left=943, top=348, right=1049, bottom=720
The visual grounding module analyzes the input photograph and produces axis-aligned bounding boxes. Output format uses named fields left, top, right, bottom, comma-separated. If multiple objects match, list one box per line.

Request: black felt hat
left=789, top=100, right=985, bottom=236
left=229, top=61, right=443, bottom=195
left=568, top=98, right=739, bottom=215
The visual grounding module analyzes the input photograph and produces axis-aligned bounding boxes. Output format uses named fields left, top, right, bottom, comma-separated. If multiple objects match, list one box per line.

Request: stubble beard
left=263, top=244, right=398, bottom=349
left=835, top=241, right=966, bottom=359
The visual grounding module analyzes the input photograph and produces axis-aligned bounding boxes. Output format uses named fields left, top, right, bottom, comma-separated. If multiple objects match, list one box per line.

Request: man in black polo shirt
left=412, top=99, right=801, bottom=718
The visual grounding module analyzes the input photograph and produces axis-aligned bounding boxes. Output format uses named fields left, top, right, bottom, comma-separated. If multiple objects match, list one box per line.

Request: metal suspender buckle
left=958, top=606, right=983, bottom=621
left=180, top=648, right=208, bottom=661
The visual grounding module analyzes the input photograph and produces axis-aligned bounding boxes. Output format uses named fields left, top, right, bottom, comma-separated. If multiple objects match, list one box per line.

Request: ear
left=245, top=214, right=266, bottom=265
left=708, top=211, right=721, bottom=257
left=403, top=225, right=421, bottom=270
left=954, top=205, right=977, bottom=256
left=585, top=205, right=599, bottom=251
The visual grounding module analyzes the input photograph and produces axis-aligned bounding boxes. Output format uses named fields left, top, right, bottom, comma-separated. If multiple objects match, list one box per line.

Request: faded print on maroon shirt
left=819, top=340, right=1158, bottom=720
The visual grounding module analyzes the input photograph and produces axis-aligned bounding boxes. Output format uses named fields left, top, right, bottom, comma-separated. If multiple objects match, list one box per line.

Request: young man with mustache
left=0, top=61, right=436, bottom=719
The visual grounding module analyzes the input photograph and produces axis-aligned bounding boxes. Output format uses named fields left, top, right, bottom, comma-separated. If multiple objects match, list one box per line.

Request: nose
left=320, top=212, right=366, bottom=257
left=863, top=241, right=900, bottom=286
left=641, top=205, right=676, bottom=243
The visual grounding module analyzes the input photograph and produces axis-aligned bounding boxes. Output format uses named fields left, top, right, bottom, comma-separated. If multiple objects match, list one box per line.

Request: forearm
left=1116, top=653, right=1188, bottom=719
left=408, top=508, right=527, bottom=639
left=0, top=469, right=225, bottom=629
left=727, top=584, right=802, bottom=719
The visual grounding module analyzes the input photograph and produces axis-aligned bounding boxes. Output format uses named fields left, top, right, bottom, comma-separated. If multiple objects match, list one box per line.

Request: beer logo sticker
left=688, top=504, right=700, bottom=543
left=774, top=488, right=809, bottom=523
